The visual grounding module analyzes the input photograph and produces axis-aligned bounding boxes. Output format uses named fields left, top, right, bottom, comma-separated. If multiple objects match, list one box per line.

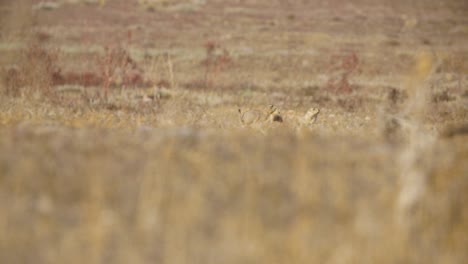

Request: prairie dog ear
left=268, top=104, right=277, bottom=114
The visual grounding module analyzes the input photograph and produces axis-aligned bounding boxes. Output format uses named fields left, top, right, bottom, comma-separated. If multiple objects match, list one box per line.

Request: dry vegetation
left=0, top=0, right=467, bottom=263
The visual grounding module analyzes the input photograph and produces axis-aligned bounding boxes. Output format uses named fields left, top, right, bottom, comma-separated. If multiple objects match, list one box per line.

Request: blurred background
left=0, top=0, right=467, bottom=263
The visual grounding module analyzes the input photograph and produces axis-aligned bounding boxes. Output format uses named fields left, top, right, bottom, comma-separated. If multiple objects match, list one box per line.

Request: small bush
left=202, top=41, right=231, bottom=89
left=2, top=43, right=60, bottom=97
left=325, top=51, right=360, bottom=94
left=97, top=45, right=144, bottom=98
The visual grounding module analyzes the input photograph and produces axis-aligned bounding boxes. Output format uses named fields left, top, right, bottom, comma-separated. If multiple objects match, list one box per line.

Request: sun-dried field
left=0, top=0, right=467, bottom=263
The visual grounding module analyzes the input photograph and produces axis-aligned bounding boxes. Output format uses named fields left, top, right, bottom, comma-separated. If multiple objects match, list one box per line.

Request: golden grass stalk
left=397, top=51, right=437, bottom=227
left=166, top=53, right=175, bottom=89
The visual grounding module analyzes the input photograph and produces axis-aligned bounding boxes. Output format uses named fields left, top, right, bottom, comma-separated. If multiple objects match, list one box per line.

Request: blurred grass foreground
left=0, top=126, right=465, bottom=264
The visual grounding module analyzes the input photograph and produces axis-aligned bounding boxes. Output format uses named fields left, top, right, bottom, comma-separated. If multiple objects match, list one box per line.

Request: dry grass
left=0, top=0, right=467, bottom=263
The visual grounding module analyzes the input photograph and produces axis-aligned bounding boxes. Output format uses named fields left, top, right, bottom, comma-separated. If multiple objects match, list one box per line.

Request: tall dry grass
left=0, top=112, right=466, bottom=263
left=396, top=51, right=436, bottom=224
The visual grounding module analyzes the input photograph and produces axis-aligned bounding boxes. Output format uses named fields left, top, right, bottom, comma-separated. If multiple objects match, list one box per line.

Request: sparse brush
left=2, top=43, right=60, bottom=98
left=97, top=40, right=143, bottom=99
left=325, top=51, right=360, bottom=94
left=202, top=41, right=231, bottom=89
left=0, top=0, right=61, bottom=99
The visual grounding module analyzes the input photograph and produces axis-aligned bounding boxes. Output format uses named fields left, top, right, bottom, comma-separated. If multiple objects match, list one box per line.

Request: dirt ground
left=0, top=0, right=467, bottom=263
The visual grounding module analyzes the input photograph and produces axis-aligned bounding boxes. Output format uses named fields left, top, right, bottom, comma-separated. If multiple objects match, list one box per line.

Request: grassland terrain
left=0, top=0, right=467, bottom=263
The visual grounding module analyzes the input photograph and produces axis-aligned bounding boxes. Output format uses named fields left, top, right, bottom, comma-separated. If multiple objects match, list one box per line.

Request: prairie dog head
left=267, top=104, right=283, bottom=122
left=304, top=107, right=320, bottom=124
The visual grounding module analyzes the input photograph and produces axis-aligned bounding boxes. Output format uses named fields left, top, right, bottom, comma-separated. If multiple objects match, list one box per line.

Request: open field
left=0, top=0, right=467, bottom=263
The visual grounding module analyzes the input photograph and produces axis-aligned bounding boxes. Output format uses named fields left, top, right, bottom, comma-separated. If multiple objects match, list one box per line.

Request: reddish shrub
left=325, top=51, right=360, bottom=94
left=202, top=41, right=231, bottom=89
left=2, top=44, right=59, bottom=97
